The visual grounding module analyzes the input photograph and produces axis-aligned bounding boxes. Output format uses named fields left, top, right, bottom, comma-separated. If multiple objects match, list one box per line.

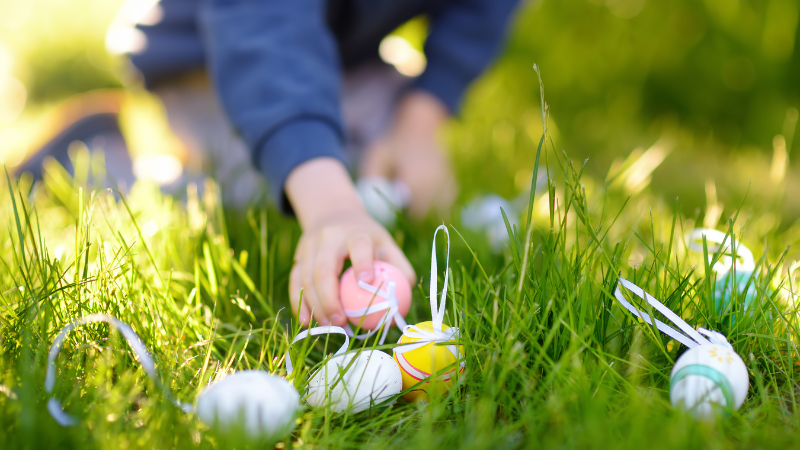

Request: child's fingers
left=312, top=243, right=347, bottom=326
left=346, top=234, right=375, bottom=283
left=297, top=240, right=328, bottom=326
left=290, top=240, right=313, bottom=326
left=289, top=264, right=311, bottom=326
left=377, top=242, right=416, bottom=286
left=300, top=266, right=325, bottom=326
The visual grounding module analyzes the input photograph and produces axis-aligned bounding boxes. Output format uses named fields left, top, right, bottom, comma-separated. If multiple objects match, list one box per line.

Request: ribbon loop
left=614, top=279, right=724, bottom=349
left=429, top=225, right=451, bottom=334
left=394, top=225, right=463, bottom=368
left=45, top=314, right=192, bottom=427
left=285, top=326, right=349, bottom=375
left=686, top=228, right=755, bottom=273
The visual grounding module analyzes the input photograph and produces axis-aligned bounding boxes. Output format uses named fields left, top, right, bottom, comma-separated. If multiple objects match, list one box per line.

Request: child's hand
left=361, top=90, right=457, bottom=217
left=363, top=135, right=457, bottom=217
left=285, top=158, right=415, bottom=327
left=290, top=209, right=414, bottom=326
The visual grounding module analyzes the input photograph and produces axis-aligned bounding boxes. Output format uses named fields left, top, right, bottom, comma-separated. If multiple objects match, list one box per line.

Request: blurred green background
left=457, top=0, right=800, bottom=221
left=1, top=0, right=799, bottom=221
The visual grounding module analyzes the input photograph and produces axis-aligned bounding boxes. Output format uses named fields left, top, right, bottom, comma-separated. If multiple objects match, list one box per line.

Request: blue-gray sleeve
left=415, top=0, right=521, bottom=114
left=198, top=0, right=346, bottom=212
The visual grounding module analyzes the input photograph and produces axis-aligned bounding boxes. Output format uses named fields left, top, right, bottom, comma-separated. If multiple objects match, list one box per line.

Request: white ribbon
left=686, top=228, right=755, bottom=273
left=393, top=225, right=464, bottom=372
left=614, top=279, right=732, bottom=350
left=45, top=313, right=193, bottom=426
left=285, top=326, right=349, bottom=375
left=343, top=280, right=408, bottom=345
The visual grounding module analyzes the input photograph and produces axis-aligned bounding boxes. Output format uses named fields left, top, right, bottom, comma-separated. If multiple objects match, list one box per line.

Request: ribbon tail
left=613, top=283, right=701, bottom=349
left=617, top=279, right=709, bottom=346
left=394, top=314, right=407, bottom=330
left=48, top=398, right=78, bottom=427
left=286, top=326, right=350, bottom=375
left=379, top=322, right=390, bottom=346
left=641, top=292, right=710, bottom=346
left=45, top=313, right=193, bottom=426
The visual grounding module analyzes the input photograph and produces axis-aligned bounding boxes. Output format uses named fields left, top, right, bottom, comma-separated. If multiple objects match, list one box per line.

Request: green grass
left=3, top=102, right=800, bottom=449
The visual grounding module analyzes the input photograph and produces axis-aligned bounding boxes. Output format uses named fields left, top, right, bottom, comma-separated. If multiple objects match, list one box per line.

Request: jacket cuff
left=256, top=119, right=346, bottom=214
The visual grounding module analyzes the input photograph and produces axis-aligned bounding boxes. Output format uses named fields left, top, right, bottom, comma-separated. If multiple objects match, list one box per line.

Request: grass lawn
left=1, top=1, right=799, bottom=443
left=2, top=89, right=800, bottom=449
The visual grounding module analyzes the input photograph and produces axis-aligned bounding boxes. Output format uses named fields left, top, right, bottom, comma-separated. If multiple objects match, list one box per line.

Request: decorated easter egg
left=670, top=344, right=749, bottom=419
left=714, top=270, right=757, bottom=314
left=393, top=321, right=464, bottom=402
left=340, top=261, right=412, bottom=330
left=306, top=349, right=403, bottom=413
left=196, top=371, right=301, bottom=441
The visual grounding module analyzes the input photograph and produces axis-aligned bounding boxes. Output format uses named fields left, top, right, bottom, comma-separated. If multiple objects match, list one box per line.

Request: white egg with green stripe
left=670, top=344, right=749, bottom=419
left=614, top=279, right=751, bottom=420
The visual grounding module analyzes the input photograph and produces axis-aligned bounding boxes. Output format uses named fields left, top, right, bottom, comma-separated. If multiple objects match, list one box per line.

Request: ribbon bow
left=393, top=225, right=463, bottom=367
left=284, top=326, right=349, bottom=375
left=343, top=280, right=407, bottom=345
left=614, top=279, right=731, bottom=350
left=686, top=228, right=755, bottom=274
left=45, top=314, right=193, bottom=426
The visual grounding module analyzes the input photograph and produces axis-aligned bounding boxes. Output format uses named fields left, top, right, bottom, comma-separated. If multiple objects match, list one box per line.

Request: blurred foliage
left=22, top=41, right=122, bottom=103
left=507, top=0, right=799, bottom=152
left=3, top=4, right=800, bottom=446
left=0, top=0, right=122, bottom=103
left=451, top=0, right=800, bottom=222
left=1, top=0, right=799, bottom=221
left=4, top=0, right=797, bottom=145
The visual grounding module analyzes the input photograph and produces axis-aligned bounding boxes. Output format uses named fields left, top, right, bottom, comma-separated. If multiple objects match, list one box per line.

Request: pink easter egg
left=339, top=261, right=412, bottom=330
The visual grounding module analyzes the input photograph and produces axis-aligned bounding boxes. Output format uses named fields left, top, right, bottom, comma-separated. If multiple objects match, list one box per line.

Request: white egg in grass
left=306, top=349, right=403, bottom=413
left=195, top=371, right=301, bottom=441
left=614, top=279, right=752, bottom=421
left=461, top=194, right=517, bottom=252
left=670, top=344, right=749, bottom=419
left=356, top=177, right=410, bottom=227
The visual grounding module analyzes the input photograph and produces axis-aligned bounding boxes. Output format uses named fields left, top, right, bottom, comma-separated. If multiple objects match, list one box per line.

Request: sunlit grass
left=1, top=1, right=800, bottom=446
left=3, top=110, right=800, bottom=447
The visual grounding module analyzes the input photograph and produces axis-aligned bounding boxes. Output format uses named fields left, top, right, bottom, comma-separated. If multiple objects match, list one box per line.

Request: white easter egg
left=356, top=177, right=410, bottom=227
left=306, top=350, right=403, bottom=413
left=461, top=194, right=517, bottom=251
left=669, top=344, right=749, bottom=419
left=196, top=370, right=301, bottom=440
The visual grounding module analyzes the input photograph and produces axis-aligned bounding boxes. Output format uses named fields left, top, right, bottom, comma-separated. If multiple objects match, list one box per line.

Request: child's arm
left=285, top=157, right=416, bottom=326
left=199, top=1, right=417, bottom=326
left=361, top=90, right=457, bottom=217
left=362, top=0, right=521, bottom=216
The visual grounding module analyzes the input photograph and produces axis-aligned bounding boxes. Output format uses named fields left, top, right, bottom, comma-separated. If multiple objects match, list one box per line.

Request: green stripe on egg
left=670, top=364, right=735, bottom=417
